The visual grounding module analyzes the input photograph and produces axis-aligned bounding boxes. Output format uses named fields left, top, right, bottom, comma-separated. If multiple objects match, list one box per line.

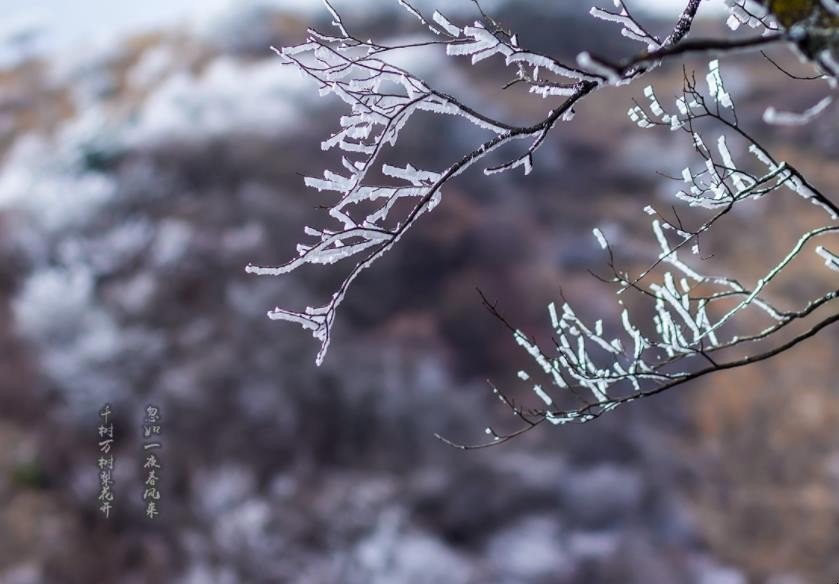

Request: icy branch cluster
left=589, top=1, right=663, bottom=51
left=723, top=0, right=775, bottom=32
left=508, top=54, right=838, bottom=436
left=245, top=17, right=509, bottom=364
left=250, top=0, right=837, bottom=443
left=247, top=1, right=618, bottom=364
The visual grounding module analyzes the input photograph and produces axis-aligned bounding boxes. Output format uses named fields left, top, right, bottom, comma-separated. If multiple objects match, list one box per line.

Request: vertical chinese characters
left=97, top=403, right=115, bottom=518
left=141, top=404, right=162, bottom=520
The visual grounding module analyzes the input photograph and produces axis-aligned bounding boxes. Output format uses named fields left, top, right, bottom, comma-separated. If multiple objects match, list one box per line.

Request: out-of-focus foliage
left=765, top=0, right=838, bottom=26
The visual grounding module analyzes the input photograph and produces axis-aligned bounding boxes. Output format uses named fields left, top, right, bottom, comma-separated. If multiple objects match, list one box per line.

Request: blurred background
left=0, top=1, right=837, bottom=582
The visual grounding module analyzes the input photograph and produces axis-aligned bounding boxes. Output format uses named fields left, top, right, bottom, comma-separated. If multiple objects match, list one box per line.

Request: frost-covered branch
left=248, top=0, right=717, bottom=362
left=458, top=59, right=838, bottom=448
left=248, top=0, right=837, bottom=445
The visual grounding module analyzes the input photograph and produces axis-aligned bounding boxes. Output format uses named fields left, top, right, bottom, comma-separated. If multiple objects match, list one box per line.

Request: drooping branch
left=247, top=0, right=837, bottom=446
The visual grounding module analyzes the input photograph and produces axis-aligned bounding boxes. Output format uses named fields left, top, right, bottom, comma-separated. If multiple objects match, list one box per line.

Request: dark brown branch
left=623, top=33, right=785, bottom=71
